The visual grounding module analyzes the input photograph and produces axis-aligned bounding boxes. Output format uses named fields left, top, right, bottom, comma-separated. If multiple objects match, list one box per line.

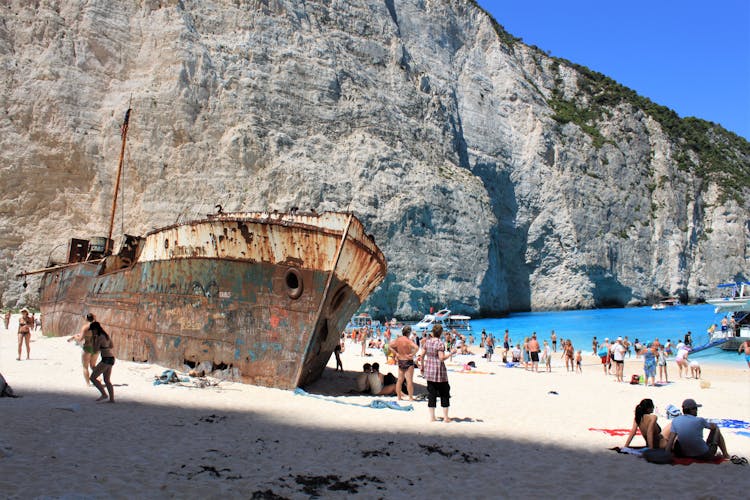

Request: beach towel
left=734, top=431, right=750, bottom=439
left=448, top=369, right=495, bottom=375
left=153, top=369, right=190, bottom=385
left=714, top=418, right=750, bottom=429
left=610, top=446, right=647, bottom=456
left=294, top=388, right=414, bottom=411
left=589, top=428, right=634, bottom=437
left=610, top=446, right=726, bottom=465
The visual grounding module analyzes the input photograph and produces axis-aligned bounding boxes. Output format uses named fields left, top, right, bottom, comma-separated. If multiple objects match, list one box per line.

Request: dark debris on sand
left=419, top=443, right=481, bottom=463
left=293, top=474, right=384, bottom=495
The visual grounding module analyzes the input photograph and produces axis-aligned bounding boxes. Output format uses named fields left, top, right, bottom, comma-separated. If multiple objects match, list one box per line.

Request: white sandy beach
left=1, top=314, right=748, bottom=499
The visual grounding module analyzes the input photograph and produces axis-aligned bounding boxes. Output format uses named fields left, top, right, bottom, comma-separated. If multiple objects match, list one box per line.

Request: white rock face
left=0, top=0, right=748, bottom=317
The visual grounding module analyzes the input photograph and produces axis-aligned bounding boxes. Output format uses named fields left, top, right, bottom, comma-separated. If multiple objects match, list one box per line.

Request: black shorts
left=530, top=351, right=539, bottom=362
left=101, top=357, right=116, bottom=366
left=426, top=381, right=450, bottom=408
left=398, top=359, right=414, bottom=371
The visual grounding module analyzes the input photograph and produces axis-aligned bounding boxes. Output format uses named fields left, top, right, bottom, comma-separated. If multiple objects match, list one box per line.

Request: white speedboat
left=412, top=309, right=471, bottom=334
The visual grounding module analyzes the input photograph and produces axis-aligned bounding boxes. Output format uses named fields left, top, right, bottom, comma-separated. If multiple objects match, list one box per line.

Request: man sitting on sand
left=666, top=399, right=729, bottom=460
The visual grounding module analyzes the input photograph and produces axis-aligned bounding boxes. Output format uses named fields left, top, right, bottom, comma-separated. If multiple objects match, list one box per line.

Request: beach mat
left=610, top=447, right=726, bottom=465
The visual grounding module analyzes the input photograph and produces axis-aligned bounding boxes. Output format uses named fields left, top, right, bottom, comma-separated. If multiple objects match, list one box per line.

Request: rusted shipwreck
left=34, top=211, right=386, bottom=389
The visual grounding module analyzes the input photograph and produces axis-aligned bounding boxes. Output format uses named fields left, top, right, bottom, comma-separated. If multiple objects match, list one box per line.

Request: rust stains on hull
left=38, top=211, right=386, bottom=389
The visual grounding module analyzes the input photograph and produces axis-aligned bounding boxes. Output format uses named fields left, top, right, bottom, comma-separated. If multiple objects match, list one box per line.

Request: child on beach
left=575, top=350, right=582, bottom=373
left=543, top=340, right=552, bottom=372
left=657, top=346, right=668, bottom=383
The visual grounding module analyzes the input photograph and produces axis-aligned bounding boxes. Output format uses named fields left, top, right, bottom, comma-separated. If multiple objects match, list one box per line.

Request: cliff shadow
left=473, top=162, right=532, bottom=314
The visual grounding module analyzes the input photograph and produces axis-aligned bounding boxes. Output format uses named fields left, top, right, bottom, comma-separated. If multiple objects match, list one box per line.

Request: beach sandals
left=730, top=455, right=748, bottom=465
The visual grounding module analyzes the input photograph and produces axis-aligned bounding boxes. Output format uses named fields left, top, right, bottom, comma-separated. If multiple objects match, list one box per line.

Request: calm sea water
left=471, top=304, right=743, bottom=367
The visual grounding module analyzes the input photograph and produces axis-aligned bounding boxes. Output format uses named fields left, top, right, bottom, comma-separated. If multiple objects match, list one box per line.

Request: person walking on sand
left=4, top=310, right=11, bottom=330
left=562, top=339, right=575, bottom=372
left=423, top=324, right=456, bottom=423
left=575, top=350, right=582, bottom=373
left=528, top=333, right=540, bottom=372
left=550, top=330, right=557, bottom=352
left=598, top=338, right=611, bottom=375
left=657, top=345, right=668, bottom=383
left=542, top=340, right=552, bottom=372
left=502, top=329, right=510, bottom=361
left=333, top=338, right=344, bottom=372
left=642, top=343, right=657, bottom=387
left=675, top=342, right=690, bottom=378
left=390, top=326, right=419, bottom=401
left=89, top=322, right=115, bottom=403
left=67, top=313, right=99, bottom=385
left=17, top=308, right=32, bottom=360
left=485, top=332, right=494, bottom=362
left=612, top=337, right=626, bottom=382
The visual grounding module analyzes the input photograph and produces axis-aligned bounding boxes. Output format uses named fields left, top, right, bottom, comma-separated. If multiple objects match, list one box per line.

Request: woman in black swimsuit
left=17, top=309, right=32, bottom=360
left=89, top=322, right=116, bottom=403
left=623, top=398, right=670, bottom=449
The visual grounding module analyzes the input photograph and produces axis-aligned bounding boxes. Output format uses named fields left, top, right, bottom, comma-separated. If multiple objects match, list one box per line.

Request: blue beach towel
left=294, top=388, right=414, bottom=411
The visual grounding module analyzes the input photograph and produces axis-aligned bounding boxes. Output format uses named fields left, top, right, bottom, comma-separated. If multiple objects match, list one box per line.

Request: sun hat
left=617, top=336, right=622, bottom=341
left=682, top=398, right=702, bottom=411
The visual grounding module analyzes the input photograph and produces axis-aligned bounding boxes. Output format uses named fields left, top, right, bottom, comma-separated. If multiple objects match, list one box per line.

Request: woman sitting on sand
left=623, top=398, right=670, bottom=449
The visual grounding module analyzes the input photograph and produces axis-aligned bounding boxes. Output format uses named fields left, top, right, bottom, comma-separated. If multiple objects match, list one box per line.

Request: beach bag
left=665, top=404, right=682, bottom=419
left=643, top=448, right=672, bottom=464
left=629, top=374, right=640, bottom=385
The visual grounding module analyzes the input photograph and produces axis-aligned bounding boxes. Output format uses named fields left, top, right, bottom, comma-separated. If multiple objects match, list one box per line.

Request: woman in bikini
left=390, top=326, right=418, bottom=401
left=89, top=321, right=115, bottom=403
left=562, top=339, right=575, bottom=372
left=67, top=313, right=98, bottom=385
left=623, top=398, right=670, bottom=449
left=17, top=308, right=32, bottom=360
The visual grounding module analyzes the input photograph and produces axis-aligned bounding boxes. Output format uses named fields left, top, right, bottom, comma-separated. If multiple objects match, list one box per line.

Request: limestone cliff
left=1, top=0, right=748, bottom=318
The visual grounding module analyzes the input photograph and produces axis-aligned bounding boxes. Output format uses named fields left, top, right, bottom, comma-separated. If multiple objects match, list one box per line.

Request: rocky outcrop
left=0, top=0, right=748, bottom=318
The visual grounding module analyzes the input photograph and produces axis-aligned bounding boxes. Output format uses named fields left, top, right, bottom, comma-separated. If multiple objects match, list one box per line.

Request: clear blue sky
left=476, top=0, right=750, bottom=140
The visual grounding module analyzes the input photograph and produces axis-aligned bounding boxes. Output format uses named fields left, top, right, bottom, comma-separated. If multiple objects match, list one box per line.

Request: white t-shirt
left=612, top=343, right=626, bottom=361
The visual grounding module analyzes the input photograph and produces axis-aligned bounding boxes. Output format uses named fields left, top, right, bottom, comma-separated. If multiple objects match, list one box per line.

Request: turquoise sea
left=471, top=304, right=744, bottom=367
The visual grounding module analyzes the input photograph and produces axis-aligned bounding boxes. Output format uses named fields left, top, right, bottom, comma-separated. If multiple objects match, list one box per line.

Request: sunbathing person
left=623, top=398, right=670, bottom=449
left=355, top=363, right=372, bottom=392
left=368, top=363, right=397, bottom=396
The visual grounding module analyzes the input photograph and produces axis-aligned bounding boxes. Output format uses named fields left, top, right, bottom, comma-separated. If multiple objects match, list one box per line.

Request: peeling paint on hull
left=38, top=212, right=386, bottom=389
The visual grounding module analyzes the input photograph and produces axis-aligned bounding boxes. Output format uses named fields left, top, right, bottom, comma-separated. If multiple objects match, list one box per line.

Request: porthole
left=285, top=268, right=303, bottom=299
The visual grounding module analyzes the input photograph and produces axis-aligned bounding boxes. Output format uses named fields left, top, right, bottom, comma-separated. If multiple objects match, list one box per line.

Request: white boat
left=345, top=313, right=380, bottom=332
left=703, top=282, right=750, bottom=351
left=707, top=282, right=750, bottom=313
left=651, top=298, right=681, bottom=310
left=412, top=309, right=471, bottom=334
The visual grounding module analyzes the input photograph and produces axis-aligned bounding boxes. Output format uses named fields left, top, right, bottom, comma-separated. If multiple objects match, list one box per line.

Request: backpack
left=629, top=374, right=641, bottom=385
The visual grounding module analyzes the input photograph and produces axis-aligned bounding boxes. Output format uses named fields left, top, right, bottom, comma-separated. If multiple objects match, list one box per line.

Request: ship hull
left=39, top=212, right=386, bottom=389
